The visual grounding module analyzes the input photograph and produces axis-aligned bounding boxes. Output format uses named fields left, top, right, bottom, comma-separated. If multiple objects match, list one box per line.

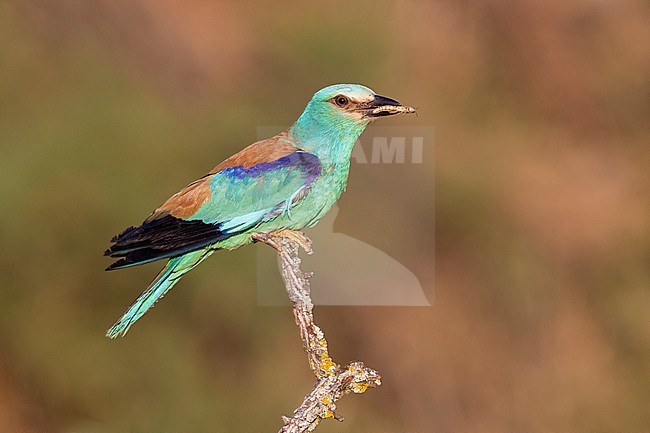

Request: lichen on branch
left=253, top=230, right=381, bottom=433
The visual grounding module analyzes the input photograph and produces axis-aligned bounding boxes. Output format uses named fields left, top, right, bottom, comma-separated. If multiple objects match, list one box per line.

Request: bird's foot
left=252, top=230, right=313, bottom=254
left=252, top=232, right=280, bottom=250
left=272, top=230, right=313, bottom=254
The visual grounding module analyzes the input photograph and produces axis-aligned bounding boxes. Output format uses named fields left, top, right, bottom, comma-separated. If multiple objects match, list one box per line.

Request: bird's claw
left=252, top=232, right=280, bottom=250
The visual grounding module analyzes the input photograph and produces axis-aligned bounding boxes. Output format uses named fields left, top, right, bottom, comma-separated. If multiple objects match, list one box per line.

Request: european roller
left=105, top=84, right=415, bottom=338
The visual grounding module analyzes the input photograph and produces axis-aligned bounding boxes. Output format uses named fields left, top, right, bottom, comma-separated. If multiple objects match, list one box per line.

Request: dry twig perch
left=252, top=230, right=381, bottom=433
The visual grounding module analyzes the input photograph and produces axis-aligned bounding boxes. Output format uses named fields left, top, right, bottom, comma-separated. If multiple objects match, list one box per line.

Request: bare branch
left=254, top=230, right=381, bottom=433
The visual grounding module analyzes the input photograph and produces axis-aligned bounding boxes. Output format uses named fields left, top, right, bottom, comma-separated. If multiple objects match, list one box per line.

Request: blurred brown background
left=1, top=1, right=648, bottom=432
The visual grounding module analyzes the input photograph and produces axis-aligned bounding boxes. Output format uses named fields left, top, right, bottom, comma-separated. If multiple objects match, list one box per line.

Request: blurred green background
left=1, top=1, right=648, bottom=432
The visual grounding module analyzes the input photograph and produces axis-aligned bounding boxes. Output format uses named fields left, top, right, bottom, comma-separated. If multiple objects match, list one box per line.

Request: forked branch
left=253, top=230, right=381, bottom=433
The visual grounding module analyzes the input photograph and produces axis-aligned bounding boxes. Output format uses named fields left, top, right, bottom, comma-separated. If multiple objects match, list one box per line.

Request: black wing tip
left=111, top=226, right=138, bottom=243
left=104, top=214, right=228, bottom=269
left=105, top=259, right=128, bottom=271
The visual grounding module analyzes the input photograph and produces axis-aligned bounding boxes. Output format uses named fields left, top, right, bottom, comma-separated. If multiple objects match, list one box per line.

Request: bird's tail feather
left=106, top=248, right=213, bottom=338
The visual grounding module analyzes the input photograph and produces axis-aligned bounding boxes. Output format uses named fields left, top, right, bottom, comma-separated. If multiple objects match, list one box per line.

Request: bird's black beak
left=362, top=94, right=416, bottom=118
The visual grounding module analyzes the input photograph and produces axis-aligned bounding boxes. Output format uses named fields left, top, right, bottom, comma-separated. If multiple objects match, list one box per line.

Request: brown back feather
left=145, top=131, right=299, bottom=222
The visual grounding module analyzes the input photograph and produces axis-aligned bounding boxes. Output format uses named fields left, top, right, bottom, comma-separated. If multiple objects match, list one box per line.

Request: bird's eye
left=333, top=95, right=349, bottom=108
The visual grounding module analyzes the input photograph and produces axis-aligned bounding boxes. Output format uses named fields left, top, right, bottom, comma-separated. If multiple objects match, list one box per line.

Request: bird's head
left=291, top=84, right=415, bottom=157
left=307, top=84, right=416, bottom=126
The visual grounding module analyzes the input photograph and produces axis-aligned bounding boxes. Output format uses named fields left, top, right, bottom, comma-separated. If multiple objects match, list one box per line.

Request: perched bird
left=105, top=84, right=415, bottom=337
